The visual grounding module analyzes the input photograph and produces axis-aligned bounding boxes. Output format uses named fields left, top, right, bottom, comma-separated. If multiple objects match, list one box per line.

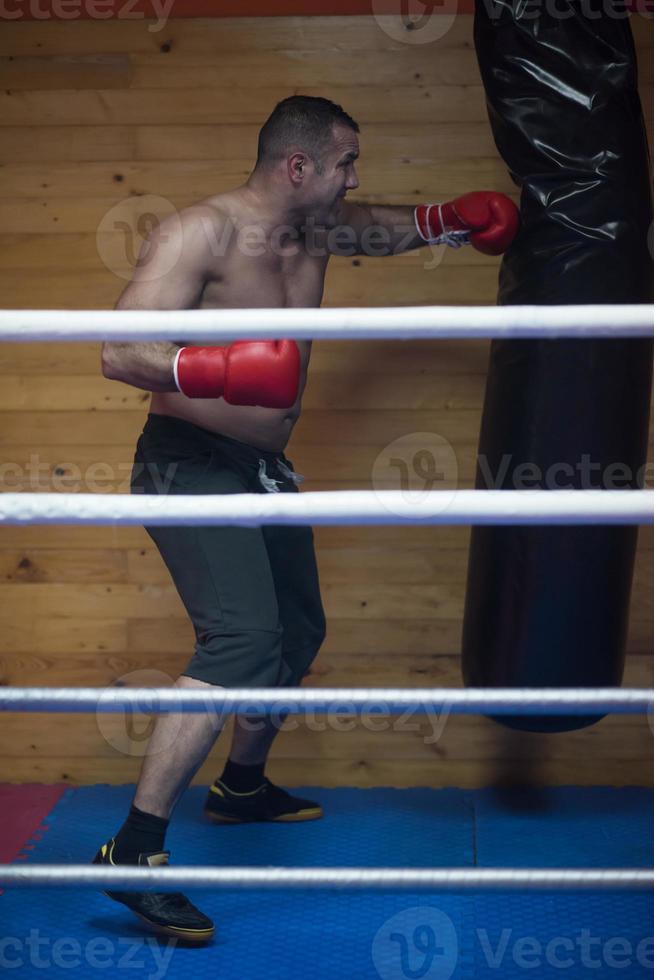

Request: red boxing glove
left=174, top=340, right=301, bottom=408
left=415, top=191, right=519, bottom=256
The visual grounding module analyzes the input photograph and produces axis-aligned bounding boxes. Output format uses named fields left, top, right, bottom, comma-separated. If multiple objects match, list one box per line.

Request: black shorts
left=131, top=414, right=326, bottom=687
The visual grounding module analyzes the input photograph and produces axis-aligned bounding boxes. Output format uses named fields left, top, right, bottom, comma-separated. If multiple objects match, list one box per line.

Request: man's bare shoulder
left=183, top=190, right=251, bottom=227
left=144, top=198, right=235, bottom=277
left=172, top=199, right=232, bottom=241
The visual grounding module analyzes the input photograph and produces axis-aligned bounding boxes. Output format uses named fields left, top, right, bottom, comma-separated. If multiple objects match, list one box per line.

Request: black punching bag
left=461, top=0, right=654, bottom=732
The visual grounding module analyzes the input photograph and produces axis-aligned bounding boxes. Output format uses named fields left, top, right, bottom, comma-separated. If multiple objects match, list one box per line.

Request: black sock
left=218, top=760, right=266, bottom=793
left=112, top=805, right=169, bottom=863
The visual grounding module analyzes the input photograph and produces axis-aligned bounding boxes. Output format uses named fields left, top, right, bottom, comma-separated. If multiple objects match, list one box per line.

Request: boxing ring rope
left=1, top=686, right=653, bottom=715
left=2, top=304, right=654, bottom=341
left=2, top=866, right=654, bottom=892
left=2, top=490, right=654, bottom=527
left=4, top=302, right=654, bottom=894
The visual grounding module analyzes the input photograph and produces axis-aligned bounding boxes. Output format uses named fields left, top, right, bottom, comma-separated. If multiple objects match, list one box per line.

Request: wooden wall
left=1, top=16, right=654, bottom=787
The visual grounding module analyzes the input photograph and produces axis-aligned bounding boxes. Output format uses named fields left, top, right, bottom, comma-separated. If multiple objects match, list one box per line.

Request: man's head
left=254, top=95, right=361, bottom=226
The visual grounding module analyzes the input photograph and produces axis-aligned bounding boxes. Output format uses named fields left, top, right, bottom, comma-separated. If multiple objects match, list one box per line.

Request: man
left=96, top=95, right=519, bottom=943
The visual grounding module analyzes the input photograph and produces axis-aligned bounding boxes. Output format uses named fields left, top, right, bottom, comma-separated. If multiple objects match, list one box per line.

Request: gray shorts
left=131, top=414, right=326, bottom=688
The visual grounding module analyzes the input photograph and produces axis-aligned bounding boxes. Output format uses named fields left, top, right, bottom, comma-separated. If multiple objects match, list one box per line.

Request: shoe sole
left=203, top=807, right=323, bottom=824
left=135, top=912, right=215, bottom=944
left=102, top=891, right=214, bottom=944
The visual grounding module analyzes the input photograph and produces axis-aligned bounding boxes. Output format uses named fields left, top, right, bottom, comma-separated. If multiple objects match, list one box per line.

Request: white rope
left=1, top=865, right=653, bottom=891
left=2, top=305, right=654, bottom=342
left=2, top=490, right=654, bottom=527
left=1, top=687, right=652, bottom=715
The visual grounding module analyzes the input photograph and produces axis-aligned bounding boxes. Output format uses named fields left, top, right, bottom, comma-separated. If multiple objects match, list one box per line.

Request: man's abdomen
left=149, top=391, right=300, bottom=453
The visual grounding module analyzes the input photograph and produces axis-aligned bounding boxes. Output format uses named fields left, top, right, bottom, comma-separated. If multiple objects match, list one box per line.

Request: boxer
left=95, top=95, right=519, bottom=942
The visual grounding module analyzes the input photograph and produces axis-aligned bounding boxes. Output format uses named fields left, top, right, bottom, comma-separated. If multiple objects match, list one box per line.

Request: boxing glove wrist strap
left=174, top=346, right=226, bottom=399
left=414, top=204, right=471, bottom=249
left=172, top=347, right=184, bottom=392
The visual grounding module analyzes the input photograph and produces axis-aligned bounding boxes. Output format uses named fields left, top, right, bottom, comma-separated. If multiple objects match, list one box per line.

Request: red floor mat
left=0, top=784, right=67, bottom=862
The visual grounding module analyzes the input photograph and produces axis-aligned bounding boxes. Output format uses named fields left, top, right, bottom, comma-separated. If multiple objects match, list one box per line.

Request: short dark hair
left=256, top=96, right=360, bottom=174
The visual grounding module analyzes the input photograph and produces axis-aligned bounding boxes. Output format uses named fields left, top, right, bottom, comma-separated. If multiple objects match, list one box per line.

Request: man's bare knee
left=175, top=675, right=225, bottom=731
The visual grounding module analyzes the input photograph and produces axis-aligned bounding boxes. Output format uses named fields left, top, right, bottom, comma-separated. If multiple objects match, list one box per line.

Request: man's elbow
left=101, top=343, right=122, bottom=382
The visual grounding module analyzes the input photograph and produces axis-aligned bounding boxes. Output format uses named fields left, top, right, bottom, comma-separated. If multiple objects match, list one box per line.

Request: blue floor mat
left=474, top=786, right=654, bottom=867
left=2, top=786, right=654, bottom=979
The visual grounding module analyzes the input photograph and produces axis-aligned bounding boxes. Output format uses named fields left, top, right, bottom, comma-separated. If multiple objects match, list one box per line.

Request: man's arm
left=101, top=207, right=213, bottom=392
left=332, top=192, right=519, bottom=258
left=332, top=202, right=421, bottom=257
left=102, top=206, right=301, bottom=409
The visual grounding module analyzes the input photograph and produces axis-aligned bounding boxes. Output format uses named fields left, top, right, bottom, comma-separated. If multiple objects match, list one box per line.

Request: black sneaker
left=204, top=778, right=323, bottom=824
left=92, top=839, right=215, bottom=944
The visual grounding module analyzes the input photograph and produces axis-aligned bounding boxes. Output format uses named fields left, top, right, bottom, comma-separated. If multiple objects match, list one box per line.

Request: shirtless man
left=95, top=95, right=519, bottom=943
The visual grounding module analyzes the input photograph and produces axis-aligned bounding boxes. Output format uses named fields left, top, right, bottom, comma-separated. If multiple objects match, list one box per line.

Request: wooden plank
left=0, top=583, right=188, bottom=620
left=4, top=538, right=654, bottom=590
left=0, top=581, right=465, bottom=620
left=135, top=122, right=498, bottom=163
left=0, top=85, right=489, bottom=126
left=0, top=617, right=127, bottom=655
left=0, top=411, right=146, bottom=446
left=0, top=549, right=127, bottom=583
left=0, top=650, right=464, bottom=685
left=323, top=261, right=500, bottom=305
left=0, top=376, right=152, bottom=411
left=0, top=232, right=501, bottom=270
left=0, top=408, right=485, bottom=447
left=13, top=404, right=644, bottom=451
left=3, top=754, right=654, bottom=788
left=0, top=122, right=496, bottom=163
left=0, top=446, right=482, bottom=487
left=632, top=14, right=654, bottom=53
left=7, top=647, right=653, bottom=689
left=2, top=15, right=649, bottom=60
left=0, top=126, right=135, bottom=163
left=0, top=440, right=480, bottom=477
left=3, top=711, right=654, bottom=761
left=308, top=652, right=654, bottom=685
left=0, top=653, right=163, bottom=686
left=3, top=81, right=650, bottom=128
left=313, top=525, right=471, bottom=552
left=129, top=48, right=483, bottom=88
left=1, top=0, right=476, bottom=19
left=323, top=544, right=654, bottom=591
left=0, top=272, right=121, bottom=309
left=6, top=441, right=654, bottom=492
left=0, top=341, right=491, bottom=377
left=0, top=343, right=102, bottom=375
left=0, top=372, right=487, bottom=411
left=4, top=443, right=654, bottom=494
left=0, top=17, right=477, bottom=57
left=322, top=583, right=464, bottom=620
left=0, top=53, right=131, bottom=89
left=0, top=524, right=470, bottom=551
left=0, top=650, right=463, bottom=687
left=0, top=269, right=497, bottom=308
left=127, top=616, right=465, bottom=655
left=0, top=193, right=504, bottom=234
left=127, top=545, right=470, bottom=586
left=0, top=159, right=515, bottom=199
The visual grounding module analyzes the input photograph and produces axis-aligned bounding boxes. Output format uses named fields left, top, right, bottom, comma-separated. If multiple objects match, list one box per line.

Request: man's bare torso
left=150, top=189, right=329, bottom=452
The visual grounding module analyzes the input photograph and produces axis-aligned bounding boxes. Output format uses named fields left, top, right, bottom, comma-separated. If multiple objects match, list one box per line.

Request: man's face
left=304, top=124, right=360, bottom=227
